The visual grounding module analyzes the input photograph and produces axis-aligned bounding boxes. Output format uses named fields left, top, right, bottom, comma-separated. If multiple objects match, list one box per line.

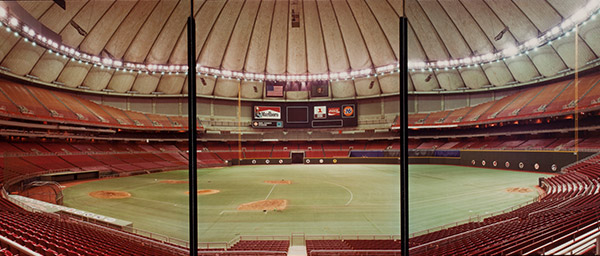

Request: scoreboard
left=252, top=101, right=357, bottom=128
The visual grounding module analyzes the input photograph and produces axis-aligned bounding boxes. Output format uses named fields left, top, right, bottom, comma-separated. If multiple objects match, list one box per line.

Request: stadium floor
left=62, top=164, right=551, bottom=243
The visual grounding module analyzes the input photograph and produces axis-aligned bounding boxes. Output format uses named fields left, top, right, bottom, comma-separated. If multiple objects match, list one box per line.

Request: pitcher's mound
left=89, top=191, right=131, bottom=199
left=237, top=199, right=288, bottom=211
left=185, top=189, right=220, bottom=195
left=264, top=180, right=292, bottom=184
left=160, top=180, right=188, bottom=184
left=506, top=187, right=533, bottom=193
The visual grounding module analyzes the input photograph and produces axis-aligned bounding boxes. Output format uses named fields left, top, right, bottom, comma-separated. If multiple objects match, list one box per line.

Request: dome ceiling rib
left=1, top=0, right=600, bottom=96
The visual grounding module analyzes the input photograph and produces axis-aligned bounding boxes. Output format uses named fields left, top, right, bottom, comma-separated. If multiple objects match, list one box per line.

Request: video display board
left=252, top=101, right=357, bottom=128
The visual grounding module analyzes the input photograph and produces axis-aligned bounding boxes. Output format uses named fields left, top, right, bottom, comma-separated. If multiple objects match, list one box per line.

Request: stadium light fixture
left=8, top=17, right=17, bottom=26
left=51, top=80, right=65, bottom=86
left=502, top=46, right=519, bottom=56
left=531, top=75, right=544, bottom=80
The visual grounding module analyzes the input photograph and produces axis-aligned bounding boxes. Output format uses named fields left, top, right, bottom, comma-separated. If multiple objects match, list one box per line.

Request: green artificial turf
left=408, top=165, right=553, bottom=234
left=62, top=164, right=551, bottom=243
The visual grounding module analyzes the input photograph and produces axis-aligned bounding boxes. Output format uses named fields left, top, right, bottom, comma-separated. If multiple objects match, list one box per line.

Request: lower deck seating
left=406, top=152, right=600, bottom=255
left=0, top=197, right=185, bottom=256
left=229, top=240, right=289, bottom=252
left=410, top=137, right=600, bottom=151
left=0, top=142, right=203, bottom=178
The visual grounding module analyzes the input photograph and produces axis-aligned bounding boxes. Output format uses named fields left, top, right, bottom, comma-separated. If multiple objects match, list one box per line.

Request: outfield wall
left=408, top=156, right=460, bottom=165
left=237, top=157, right=400, bottom=165
left=235, top=149, right=592, bottom=172
left=460, top=150, right=594, bottom=173
left=409, top=150, right=595, bottom=173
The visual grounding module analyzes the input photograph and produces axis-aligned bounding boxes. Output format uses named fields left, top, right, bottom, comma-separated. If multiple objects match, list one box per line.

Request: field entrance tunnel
left=291, top=152, right=304, bottom=163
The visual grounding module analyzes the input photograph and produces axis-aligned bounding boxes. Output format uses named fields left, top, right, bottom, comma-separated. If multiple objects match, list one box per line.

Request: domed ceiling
left=0, top=0, right=598, bottom=98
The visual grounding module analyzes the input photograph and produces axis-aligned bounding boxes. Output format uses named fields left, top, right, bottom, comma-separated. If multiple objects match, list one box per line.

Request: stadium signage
left=328, top=107, right=340, bottom=116
left=252, top=101, right=357, bottom=128
left=252, top=120, right=282, bottom=128
left=314, top=106, right=326, bottom=119
left=342, top=104, right=355, bottom=118
left=254, top=106, right=281, bottom=119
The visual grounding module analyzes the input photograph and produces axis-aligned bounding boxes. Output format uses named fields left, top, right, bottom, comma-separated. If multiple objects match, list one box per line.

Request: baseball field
left=61, top=164, right=552, bottom=243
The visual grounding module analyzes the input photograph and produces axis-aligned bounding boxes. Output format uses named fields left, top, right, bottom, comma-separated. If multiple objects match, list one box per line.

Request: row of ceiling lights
left=409, top=0, right=600, bottom=72
left=0, top=6, right=399, bottom=83
left=1, top=1, right=598, bottom=83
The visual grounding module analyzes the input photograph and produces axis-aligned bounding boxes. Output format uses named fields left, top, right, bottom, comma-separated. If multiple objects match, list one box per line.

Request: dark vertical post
left=596, top=237, right=600, bottom=255
left=400, top=15, right=409, bottom=256
left=187, top=0, right=198, bottom=255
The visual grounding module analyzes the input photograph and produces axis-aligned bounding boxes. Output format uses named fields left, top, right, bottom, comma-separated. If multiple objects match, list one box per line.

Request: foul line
left=128, top=196, right=187, bottom=209
left=324, top=181, right=354, bottom=206
left=265, top=184, right=277, bottom=200
left=219, top=184, right=278, bottom=215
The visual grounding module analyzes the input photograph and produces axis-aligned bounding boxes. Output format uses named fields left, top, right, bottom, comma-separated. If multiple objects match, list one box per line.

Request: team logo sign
left=551, top=164, right=558, bottom=172
left=505, top=161, right=510, bottom=168
left=342, top=104, right=355, bottom=118
left=493, top=161, right=497, bottom=167
left=254, top=106, right=281, bottom=119
left=343, top=106, right=354, bottom=116
left=314, top=106, right=327, bottom=119
left=482, top=160, right=486, bottom=166
left=519, top=162, right=524, bottom=169
left=534, top=163, right=540, bottom=170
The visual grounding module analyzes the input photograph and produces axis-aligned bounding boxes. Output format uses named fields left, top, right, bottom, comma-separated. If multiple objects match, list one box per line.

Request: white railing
left=309, top=249, right=401, bottom=255
left=238, top=235, right=291, bottom=241
left=305, top=234, right=397, bottom=241
left=197, top=250, right=288, bottom=255
left=0, top=235, right=42, bottom=256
